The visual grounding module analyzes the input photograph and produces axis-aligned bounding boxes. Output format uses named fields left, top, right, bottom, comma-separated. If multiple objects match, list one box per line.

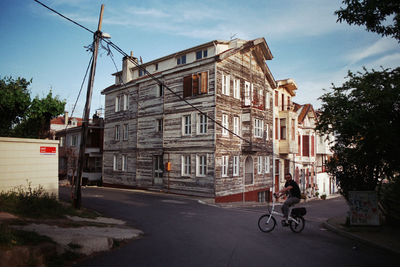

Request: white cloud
left=369, top=52, right=400, bottom=69
left=346, top=38, right=399, bottom=65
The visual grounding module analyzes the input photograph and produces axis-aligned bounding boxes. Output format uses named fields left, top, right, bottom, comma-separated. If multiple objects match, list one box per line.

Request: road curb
left=323, top=220, right=399, bottom=255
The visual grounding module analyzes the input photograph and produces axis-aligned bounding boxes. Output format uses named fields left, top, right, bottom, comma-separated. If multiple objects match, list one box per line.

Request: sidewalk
left=323, top=216, right=400, bottom=255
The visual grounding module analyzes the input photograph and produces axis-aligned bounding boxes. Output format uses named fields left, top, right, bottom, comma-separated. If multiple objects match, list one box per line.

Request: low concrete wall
left=0, top=137, right=59, bottom=198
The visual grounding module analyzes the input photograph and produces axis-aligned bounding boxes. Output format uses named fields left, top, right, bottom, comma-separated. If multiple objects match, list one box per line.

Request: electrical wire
left=33, top=0, right=319, bottom=167
left=34, top=0, right=94, bottom=34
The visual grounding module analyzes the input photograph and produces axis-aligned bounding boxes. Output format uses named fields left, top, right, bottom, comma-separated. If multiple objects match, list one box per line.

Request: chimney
left=64, top=111, right=69, bottom=126
left=122, top=51, right=138, bottom=83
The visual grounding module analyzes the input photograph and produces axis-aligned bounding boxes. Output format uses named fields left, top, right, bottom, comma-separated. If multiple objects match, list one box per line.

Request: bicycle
left=258, top=195, right=306, bottom=233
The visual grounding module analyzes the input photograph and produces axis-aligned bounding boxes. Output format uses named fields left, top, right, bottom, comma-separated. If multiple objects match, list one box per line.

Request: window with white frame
left=265, top=92, right=270, bottom=109
left=233, top=156, right=239, bottom=176
left=157, top=84, right=163, bottom=97
left=222, top=114, right=229, bottom=136
left=115, top=96, right=120, bottom=112
left=177, top=54, right=186, bottom=65
left=115, top=125, right=120, bottom=141
left=197, top=155, right=207, bottom=176
left=122, top=155, right=127, bottom=171
left=71, top=135, right=78, bottom=146
left=157, top=119, right=163, bottom=133
left=221, top=155, right=229, bottom=177
left=182, top=155, right=191, bottom=176
left=196, top=49, right=208, bottom=60
left=258, top=90, right=263, bottom=107
left=154, top=155, right=163, bottom=178
left=123, top=94, right=129, bottom=110
left=59, top=136, right=65, bottom=147
left=254, top=119, right=263, bottom=138
left=233, top=79, right=240, bottom=99
left=198, top=114, right=207, bottom=134
left=183, top=115, right=191, bottom=135
left=233, top=116, right=240, bottom=135
left=244, top=81, right=251, bottom=106
left=265, top=156, right=270, bottom=173
left=222, top=74, right=230, bottom=96
left=113, top=155, right=117, bottom=171
left=123, top=124, right=128, bottom=140
left=258, top=156, right=263, bottom=174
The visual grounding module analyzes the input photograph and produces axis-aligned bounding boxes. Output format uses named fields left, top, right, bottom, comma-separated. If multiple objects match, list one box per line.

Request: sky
left=0, top=0, right=399, bottom=118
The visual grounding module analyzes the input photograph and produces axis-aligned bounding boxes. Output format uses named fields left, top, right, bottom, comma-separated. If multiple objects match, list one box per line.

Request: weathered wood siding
left=103, top=86, right=138, bottom=186
left=162, top=61, right=216, bottom=197
left=215, top=48, right=274, bottom=198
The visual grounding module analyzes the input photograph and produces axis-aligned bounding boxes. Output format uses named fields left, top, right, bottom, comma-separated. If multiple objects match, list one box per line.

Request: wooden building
left=101, top=38, right=277, bottom=203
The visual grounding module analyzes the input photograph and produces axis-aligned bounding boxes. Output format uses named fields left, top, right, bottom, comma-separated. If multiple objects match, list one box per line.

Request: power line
left=34, top=0, right=94, bottom=34
left=33, top=0, right=317, bottom=164
left=70, top=54, right=93, bottom=121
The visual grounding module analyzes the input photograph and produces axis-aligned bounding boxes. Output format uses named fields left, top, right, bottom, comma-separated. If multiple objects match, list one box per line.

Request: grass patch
left=0, top=223, right=54, bottom=248
left=0, top=183, right=98, bottom=219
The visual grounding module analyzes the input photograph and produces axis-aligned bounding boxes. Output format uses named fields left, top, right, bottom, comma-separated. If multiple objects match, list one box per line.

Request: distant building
left=273, top=79, right=298, bottom=193
left=101, top=38, right=276, bottom=202
left=315, top=112, right=336, bottom=196
left=50, top=111, right=82, bottom=139
left=56, top=114, right=104, bottom=185
left=294, top=103, right=317, bottom=194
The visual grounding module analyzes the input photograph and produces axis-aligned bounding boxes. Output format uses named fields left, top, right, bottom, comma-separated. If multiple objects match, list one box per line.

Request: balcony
left=279, top=139, right=298, bottom=154
left=242, top=142, right=264, bottom=153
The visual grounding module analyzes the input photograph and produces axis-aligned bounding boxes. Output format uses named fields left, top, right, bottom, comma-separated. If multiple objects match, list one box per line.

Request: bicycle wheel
left=258, top=214, right=276, bottom=233
left=289, top=216, right=305, bottom=233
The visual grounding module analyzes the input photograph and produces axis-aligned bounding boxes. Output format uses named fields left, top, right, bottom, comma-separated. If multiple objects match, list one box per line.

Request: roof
left=297, top=104, right=317, bottom=123
left=50, top=116, right=83, bottom=126
left=103, top=37, right=277, bottom=94
left=217, top=38, right=276, bottom=88
left=277, top=78, right=297, bottom=96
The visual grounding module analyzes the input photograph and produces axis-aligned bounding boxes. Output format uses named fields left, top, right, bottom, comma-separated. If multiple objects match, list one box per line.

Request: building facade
left=101, top=38, right=276, bottom=202
left=272, top=79, right=298, bottom=192
left=56, top=115, right=104, bottom=185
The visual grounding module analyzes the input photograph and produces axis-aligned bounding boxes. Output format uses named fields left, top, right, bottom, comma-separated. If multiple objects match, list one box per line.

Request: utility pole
left=73, top=4, right=104, bottom=209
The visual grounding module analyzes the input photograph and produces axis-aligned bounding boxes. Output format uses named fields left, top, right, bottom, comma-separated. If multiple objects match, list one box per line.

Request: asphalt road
left=59, top=186, right=397, bottom=267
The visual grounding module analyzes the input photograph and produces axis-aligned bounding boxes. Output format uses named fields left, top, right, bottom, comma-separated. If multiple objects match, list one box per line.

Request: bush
left=321, top=194, right=327, bottom=200
left=0, top=183, right=97, bottom=219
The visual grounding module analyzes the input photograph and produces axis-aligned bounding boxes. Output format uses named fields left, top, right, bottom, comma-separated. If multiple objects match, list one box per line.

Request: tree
left=335, top=0, right=400, bottom=41
left=0, top=75, right=65, bottom=139
left=0, top=76, right=31, bottom=136
left=13, top=91, right=65, bottom=139
left=316, top=67, right=400, bottom=201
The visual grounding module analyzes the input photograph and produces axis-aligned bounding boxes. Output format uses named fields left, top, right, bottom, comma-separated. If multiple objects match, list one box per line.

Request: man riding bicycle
left=274, top=173, right=301, bottom=226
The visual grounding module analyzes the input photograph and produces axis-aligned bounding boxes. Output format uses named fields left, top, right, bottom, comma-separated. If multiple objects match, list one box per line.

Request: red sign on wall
left=40, top=146, right=56, bottom=155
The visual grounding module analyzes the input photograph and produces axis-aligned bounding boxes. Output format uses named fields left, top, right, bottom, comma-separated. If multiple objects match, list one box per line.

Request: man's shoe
left=281, top=220, right=289, bottom=227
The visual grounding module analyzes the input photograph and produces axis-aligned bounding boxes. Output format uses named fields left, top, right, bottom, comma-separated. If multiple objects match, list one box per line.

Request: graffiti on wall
left=348, top=191, right=380, bottom=226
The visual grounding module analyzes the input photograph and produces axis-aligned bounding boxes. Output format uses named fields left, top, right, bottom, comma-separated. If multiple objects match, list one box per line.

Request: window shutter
left=192, top=74, right=199, bottom=95
left=201, top=72, right=208, bottom=93
left=183, top=75, right=192, bottom=97
left=303, top=135, right=310, bottom=157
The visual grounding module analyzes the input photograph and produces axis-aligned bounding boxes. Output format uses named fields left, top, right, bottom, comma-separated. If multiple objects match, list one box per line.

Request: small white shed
left=0, top=137, right=59, bottom=198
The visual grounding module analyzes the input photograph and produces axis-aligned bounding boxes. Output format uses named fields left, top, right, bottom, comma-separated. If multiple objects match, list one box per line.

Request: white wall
left=0, top=137, right=59, bottom=198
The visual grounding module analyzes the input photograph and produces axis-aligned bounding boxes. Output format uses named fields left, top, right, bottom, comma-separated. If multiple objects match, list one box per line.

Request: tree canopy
left=0, top=76, right=31, bottom=136
left=335, top=0, right=400, bottom=41
left=0, top=76, right=65, bottom=139
left=316, top=67, right=400, bottom=200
